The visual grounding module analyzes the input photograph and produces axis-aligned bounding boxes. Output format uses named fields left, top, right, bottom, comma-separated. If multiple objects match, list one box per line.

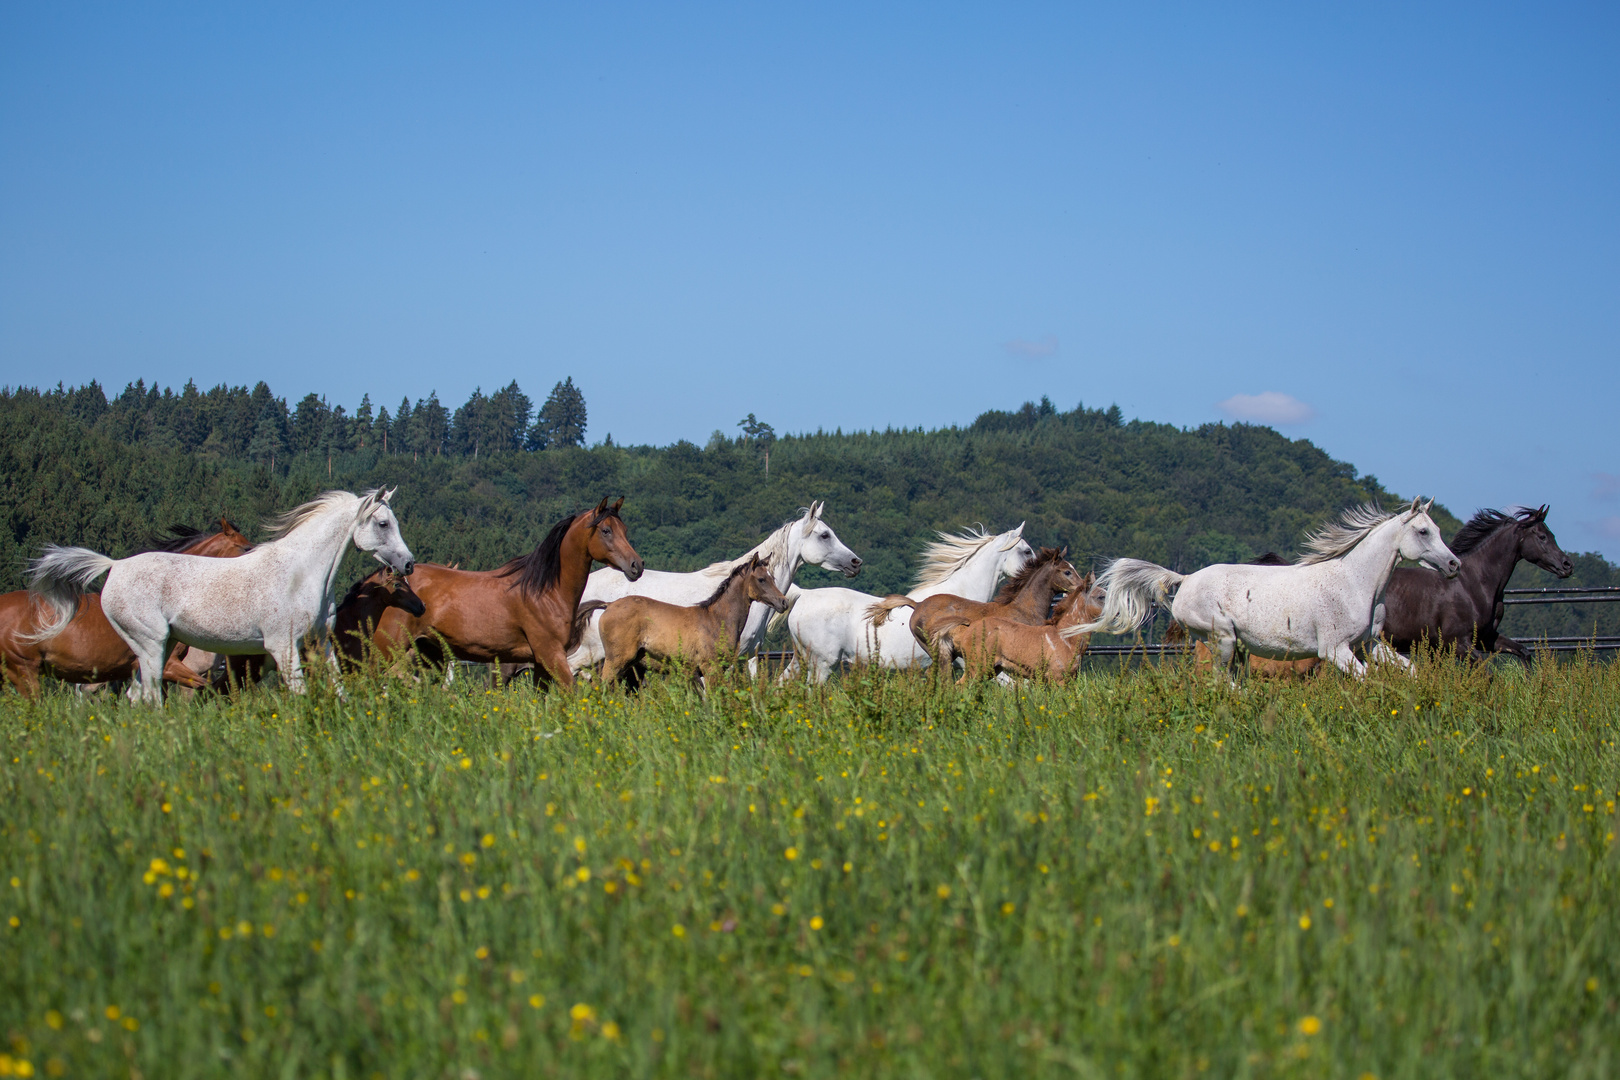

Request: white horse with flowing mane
left=28, top=489, right=415, bottom=703
left=567, top=502, right=861, bottom=675
left=1074, top=498, right=1459, bottom=678
left=776, top=524, right=1034, bottom=683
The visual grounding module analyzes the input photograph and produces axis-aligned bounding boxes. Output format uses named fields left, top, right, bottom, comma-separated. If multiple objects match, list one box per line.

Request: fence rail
left=1502, top=586, right=1620, bottom=605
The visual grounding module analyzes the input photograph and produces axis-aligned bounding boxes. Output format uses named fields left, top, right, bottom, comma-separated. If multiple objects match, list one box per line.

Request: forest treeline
left=1, top=379, right=1614, bottom=642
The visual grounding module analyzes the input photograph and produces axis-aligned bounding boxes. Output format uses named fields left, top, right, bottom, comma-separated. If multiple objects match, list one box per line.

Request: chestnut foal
left=598, top=555, right=790, bottom=690
left=905, top=546, right=1082, bottom=672
left=946, top=574, right=1104, bottom=682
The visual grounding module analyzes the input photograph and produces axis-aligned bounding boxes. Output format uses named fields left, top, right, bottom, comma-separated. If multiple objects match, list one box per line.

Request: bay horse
left=371, top=498, right=643, bottom=688
left=0, top=519, right=253, bottom=698
left=1380, top=505, right=1573, bottom=664
left=897, top=546, right=1082, bottom=672
left=332, top=568, right=427, bottom=670
left=598, top=554, right=790, bottom=689
left=1077, top=499, right=1460, bottom=678
left=568, top=502, right=860, bottom=675
left=947, top=574, right=1106, bottom=683
left=776, top=525, right=1035, bottom=682
left=29, top=489, right=414, bottom=703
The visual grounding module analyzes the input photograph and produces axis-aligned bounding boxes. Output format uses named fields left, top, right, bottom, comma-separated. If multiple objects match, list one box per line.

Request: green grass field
left=3, top=655, right=1618, bottom=1079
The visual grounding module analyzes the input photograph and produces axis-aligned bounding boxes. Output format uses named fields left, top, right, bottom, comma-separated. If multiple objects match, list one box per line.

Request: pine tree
left=247, top=406, right=283, bottom=472
left=355, top=394, right=374, bottom=448
left=532, top=377, right=587, bottom=450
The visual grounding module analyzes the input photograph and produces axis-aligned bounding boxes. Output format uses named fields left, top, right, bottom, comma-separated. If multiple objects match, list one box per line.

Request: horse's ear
left=1014, top=522, right=1026, bottom=537
left=1407, top=496, right=1421, bottom=517
left=611, top=497, right=624, bottom=514
left=1421, top=497, right=1434, bottom=514
left=813, top=500, right=825, bottom=519
left=382, top=487, right=397, bottom=504
left=595, top=497, right=609, bottom=514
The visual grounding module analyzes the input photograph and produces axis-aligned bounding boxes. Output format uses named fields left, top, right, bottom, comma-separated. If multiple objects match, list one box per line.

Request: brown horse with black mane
left=370, top=498, right=642, bottom=688
left=0, top=519, right=253, bottom=698
left=893, top=546, right=1083, bottom=672
left=597, top=554, right=790, bottom=689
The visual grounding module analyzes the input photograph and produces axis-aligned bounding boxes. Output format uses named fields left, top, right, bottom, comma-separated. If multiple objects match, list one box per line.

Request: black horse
left=1380, top=506, right=1573, bottom=664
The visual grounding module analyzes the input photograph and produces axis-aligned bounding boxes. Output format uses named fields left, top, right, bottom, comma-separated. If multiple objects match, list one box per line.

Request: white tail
left=1072, top=558, right=1184, bottom=637
left=25, top=545, right=118, bottom=642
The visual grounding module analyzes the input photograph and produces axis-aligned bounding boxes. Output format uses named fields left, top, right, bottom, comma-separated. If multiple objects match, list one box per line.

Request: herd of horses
left=0, top=486, right=1575, bottom=704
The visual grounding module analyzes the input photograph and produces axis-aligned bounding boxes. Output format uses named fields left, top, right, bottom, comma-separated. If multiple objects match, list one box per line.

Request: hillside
left=1, top=381, right=1613, bottom=642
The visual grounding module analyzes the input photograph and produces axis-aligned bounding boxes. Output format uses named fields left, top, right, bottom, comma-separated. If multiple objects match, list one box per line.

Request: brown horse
left=896, top=547, right=1082, bottom=672
left=598, top=554, right=790, bottom=688
left=331, top=568, right=427, bottom=670
left=371, top=498, right=642, bottom=688
left=947, top=575, right=1106, bottom=682
left=0, top=519, right=253, bottom=698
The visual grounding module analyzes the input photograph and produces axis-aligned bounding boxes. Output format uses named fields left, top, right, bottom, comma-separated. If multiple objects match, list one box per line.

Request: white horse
left=1073, top=498, right=1460, bottom=678
left=28, top=489, right=415, bottom=703
left=777, top=524, right=1034, bottom=683
left=567, top=501, right=861, bottom=675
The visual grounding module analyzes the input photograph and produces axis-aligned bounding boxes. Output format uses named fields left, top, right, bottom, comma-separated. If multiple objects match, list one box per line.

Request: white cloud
left=1217, top=391, right=1316, bottom=426
left=1003, top=335, right=1058, bottom=358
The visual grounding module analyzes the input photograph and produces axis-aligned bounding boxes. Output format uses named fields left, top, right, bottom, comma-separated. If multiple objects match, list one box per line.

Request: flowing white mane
left=1297, top=504, right=1400, bottom=564
left=261, top=489, right=381, bottom=542
left=693, top=509, right=807, bottom=579
left=911, top=526, right=1013, bottom=589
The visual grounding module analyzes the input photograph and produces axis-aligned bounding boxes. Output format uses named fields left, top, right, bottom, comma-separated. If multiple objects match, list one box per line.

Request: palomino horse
left=894, top=546, right=1082, bottom=671
left=1381, top=505, right=1573, bottom=664
left=331, top=568, right=427, bottom=670
left=947, top=575, right=1106, bottom=683
left=568, top=502, right=861, bottom=675
left=29, top=489, right=414, bottom=703
left=597, top=554, right=790, bottom=689
left=371, top=498, right=643, bottom=688
left=1076, top=499, right=1460, bottom=678
left=0, top=519, right=253, bottom=698
left=776, top=525, right=1035, bottom=683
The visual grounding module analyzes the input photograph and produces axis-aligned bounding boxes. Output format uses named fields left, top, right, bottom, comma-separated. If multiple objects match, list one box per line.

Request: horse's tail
left=25, top=546, right=117, bottom=642
left=568, top=601, right=609, bottom=653
left=766, top=585, right=802, bottom=636
left=1066, top=558, right=1182, bottom=639
left=864, top=594, right=913, bottom=627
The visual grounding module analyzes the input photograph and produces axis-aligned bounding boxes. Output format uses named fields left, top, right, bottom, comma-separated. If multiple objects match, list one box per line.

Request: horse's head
left=355, top=488, right=416, bottom=576
left=742, top=554, right=791, bottom=613
left=797, top=502, right=862, bottom=578
left=382, top=569, right=427, bottom=617
left=588, top=497, right=643, bottom=581
left=1051, top=549, right=1083, bottom=594
left=1516, top=505, right=1575, bottom=579
left=1400, top=498, right=1460, bottom=578
left=216, top=518, right=253, bottom=556
left=998, top=523, right=1035, bottom=579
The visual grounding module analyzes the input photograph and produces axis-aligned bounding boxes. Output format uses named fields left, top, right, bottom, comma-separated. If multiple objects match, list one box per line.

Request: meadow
left=2, top=655, right=1617, bottom=1079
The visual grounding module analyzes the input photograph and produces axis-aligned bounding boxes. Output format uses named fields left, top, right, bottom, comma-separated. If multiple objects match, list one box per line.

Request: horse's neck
left=753, top=523, right=801, bottom=590
left=556, top=526, right=597, bottom=610
left=920, top=547, right=1003, bottom=601
left=1004, top=565, right=1059, bottom=618
left=1334, top=518, right=1406, bottom=601
left=710, top=581, right=756, bottom=646
left=1457, top=526, right=1521, bottom=606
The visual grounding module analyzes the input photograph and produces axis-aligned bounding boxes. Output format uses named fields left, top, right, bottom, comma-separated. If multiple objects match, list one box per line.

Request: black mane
left=497, top=504, right=623, bottom=597
left=992, top=546, right=1067, bottom=602
left=1449, top=507, right=1547, bottom=557
left=697, top=558, right=760, bottom=608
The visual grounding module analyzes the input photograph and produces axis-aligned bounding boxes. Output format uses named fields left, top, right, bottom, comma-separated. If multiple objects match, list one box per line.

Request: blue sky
left=3, top=3, right=1618, bottom=557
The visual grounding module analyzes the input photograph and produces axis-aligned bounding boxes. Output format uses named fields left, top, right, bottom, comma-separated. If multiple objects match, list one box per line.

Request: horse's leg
left=268, top=637, right=305, bottom=693
left=2, top=658, right=41, bottom=701
left=1328, top=642, right=1367, bottom=678
left=1207, top=613, right=1241, bottom=687
left=529, top=636, right=576, bottom=691
left=1493, top=635, right=1534, bottom=667
left=1370, top=640, right=1413, bottom=672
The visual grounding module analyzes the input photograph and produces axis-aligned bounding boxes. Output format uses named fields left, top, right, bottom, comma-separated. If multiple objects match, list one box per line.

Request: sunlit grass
left=2, top=654, right=1617, bottom=1078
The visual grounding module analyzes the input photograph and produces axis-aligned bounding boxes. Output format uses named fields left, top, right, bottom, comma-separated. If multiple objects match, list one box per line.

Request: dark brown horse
left=1380, top=506, right=1573, bottom=663
left=903, top=547, right=1083, bottom=671
left=332, top=568, right=427, bottom=670
left=372, top=498, right=643, bottom=688
left=0, top=519, right=253, bottom=698
left=598, top=554, right=790, bottom=689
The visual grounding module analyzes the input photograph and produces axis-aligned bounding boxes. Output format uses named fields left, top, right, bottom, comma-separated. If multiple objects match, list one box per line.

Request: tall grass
left=2, top=655, right=1617, bottom=1078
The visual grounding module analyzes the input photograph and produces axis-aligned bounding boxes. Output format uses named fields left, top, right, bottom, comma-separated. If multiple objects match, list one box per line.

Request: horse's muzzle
left=843, top=556, right=862, bottom=578
left=625, top=559, right=644, bottom=582
left=402, top=560, right=416, bottom=577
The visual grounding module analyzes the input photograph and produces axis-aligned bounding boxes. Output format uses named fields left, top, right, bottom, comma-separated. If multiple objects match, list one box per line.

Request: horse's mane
left=498, top=503, right=622, bottom=597
left=911, top=526, right=1017, bottom=589
left=262, top=490, right=386, bottom=542
left=696, top=557, right=762, bottom=608
left=337, top=567, right=390, bottom=607
left=147, top=522, right=249, bottom=554
left=993, top=546, right=1068, bottom=602
left=1297, top=504, right=1399, bottom=565
left=1450, top=506, right=1548, bottom=556
left=693, top=509, right=808, bottom=579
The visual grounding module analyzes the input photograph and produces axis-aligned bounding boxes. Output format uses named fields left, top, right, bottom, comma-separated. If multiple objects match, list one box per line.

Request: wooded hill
left=1, top=380, right=1613, bottom=642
